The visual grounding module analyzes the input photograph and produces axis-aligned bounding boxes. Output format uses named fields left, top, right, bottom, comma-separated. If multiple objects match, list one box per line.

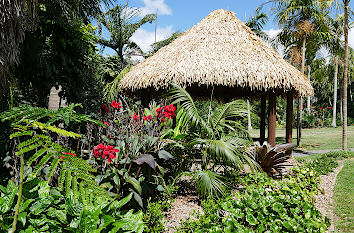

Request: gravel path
left=164, top=195, right=203, bottom=233
left=315, top=161, right=345, bottom=233
left=293, top=148, right=354, bottom=157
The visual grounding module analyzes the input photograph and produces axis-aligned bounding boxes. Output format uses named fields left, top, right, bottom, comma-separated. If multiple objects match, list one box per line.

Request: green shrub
left=303, top=151, right=354, bottom=176
left=144, top=198, right=173, bottom=233
left=176, top=167, right=329, bottom=233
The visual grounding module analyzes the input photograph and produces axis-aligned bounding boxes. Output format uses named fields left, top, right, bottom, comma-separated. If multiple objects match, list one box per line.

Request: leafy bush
left=0, top=180, right=144, bottom=233
left=176, top=167, right=329, bottom=233
left=144, top=198, right=173, bottom=233
left=0, top=105, right=145, bottom=232
left=302, top=151, right=354, bottom=176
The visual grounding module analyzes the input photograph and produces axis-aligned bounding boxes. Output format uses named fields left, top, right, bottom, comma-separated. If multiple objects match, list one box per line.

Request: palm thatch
left=120, top=9, right=314, bottom=97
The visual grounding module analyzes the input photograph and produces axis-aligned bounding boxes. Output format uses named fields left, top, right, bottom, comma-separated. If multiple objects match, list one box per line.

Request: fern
left=0, top=104, right=103, bottom=127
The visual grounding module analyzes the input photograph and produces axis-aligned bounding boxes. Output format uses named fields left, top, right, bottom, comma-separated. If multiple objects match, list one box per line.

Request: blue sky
left=101, top=0, right=354, bottom=56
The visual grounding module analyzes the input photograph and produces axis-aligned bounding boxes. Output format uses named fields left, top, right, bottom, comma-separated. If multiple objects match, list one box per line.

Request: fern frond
left=10, top=130, right=33, bottom=139
left=65, top=170, right=72, bottom=198
left=30, top=121, right=81, bottom=138
left=58, top=170, right=66, bottom=191
left=47, top=157, right=60, bottom=181
left=15, top=141, right=44, bottom=156
left=26, top=148, right=47, bottom=166
left=33, top=152, right=53, bottom=175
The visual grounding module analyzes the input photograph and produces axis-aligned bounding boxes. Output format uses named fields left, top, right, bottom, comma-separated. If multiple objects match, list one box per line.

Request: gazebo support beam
left=260, top=96, right=266, bottom=144
left=268, top=92, right=276, bottom=147
left=286, top=92, right=293, bottom=155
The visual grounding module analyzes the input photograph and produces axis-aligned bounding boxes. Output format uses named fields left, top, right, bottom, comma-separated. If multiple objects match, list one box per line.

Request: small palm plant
left=163, top=84, right=258, bottom=198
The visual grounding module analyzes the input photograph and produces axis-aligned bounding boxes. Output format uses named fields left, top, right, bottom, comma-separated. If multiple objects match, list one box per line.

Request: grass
left=333, top=159, right=354, bottom=233
left=248, top=126, right=354, bottom=151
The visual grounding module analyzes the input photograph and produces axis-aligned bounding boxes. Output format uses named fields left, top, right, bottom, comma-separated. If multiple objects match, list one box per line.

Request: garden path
left=293, top=148, right=354, bottom=157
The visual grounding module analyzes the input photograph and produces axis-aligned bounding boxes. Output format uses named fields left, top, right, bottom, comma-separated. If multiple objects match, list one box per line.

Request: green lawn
left=333, top=159, right=354, bottom=233
left=248, top=126, right=354, bottom=151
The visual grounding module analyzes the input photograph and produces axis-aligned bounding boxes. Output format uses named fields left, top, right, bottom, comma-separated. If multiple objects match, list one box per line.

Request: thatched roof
left=120, top=9, right=314, bottom=97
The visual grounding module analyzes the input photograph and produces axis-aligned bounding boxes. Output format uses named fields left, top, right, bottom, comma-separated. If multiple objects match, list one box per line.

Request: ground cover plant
left=298, top=151, right=354, bottom=176
left=175, top=167, right=329, bottom=233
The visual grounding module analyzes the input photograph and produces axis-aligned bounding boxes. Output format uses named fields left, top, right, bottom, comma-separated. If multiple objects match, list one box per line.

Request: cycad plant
left=163, top=84, right=258, bottom=198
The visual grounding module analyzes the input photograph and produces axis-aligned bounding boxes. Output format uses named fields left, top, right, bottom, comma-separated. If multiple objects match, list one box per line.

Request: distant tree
left=266, top=0, right=330, bottom=146
left=149, top=32, right=182, bottom=54
left=98, top=4, right=156, bottom=65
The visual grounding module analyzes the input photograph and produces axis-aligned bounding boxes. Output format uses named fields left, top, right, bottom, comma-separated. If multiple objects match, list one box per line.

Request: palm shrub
left=163, top=84, right=258, bottom=198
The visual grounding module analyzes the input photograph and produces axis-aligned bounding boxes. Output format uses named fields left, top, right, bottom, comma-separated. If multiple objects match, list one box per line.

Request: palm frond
left=192, top=170, right=225, bottom=198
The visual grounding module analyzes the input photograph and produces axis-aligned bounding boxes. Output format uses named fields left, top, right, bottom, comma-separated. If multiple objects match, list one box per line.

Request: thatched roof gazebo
left=120, top=9, right=314, bottom=149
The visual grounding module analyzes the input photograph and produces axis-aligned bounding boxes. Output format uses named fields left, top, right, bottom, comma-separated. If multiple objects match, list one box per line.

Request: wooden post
left=260, top=96, right=266, bottom=144
left=286, top=92, right=293, bottom=155
left=268, top=92, right=276, bottom=147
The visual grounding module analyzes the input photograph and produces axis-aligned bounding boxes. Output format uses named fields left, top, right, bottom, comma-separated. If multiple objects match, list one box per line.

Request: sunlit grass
left=248, top=126, right=354, bottom=151
left=333, top=159, right=354, bottom=232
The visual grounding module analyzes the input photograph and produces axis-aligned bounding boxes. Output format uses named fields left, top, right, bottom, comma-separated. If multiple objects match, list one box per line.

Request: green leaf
left=18, top=212, right=27, bottom=226
left=124, top=176, right=142, bottom=195
left=158, top=150, right=173, bottom=160
left=246, top=213, right=258, bottom=226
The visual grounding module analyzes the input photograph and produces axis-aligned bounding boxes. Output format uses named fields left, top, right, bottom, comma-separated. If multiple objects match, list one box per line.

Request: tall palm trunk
left=307, top=65, right=311, bottom=112
left=332, top=56, right=338, bottom=127
left=297, top=36, right=306, bottom=147
left=342, top=0, right=349, bottom=150
left=247, top=99, right=252, bottom=131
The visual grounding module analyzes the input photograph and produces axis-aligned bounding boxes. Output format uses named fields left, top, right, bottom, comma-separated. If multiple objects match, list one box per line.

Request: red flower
left=111, top=101, right=122, bottom=109
left=92, top=144, right=119, bottom=163
left=100, top=104, right=109, bottom=114
left=104, top=121, right=110, bottom=126
left=60, top=152, right=76, bottom=162
left=133, top=113, right=139, bottom=121
left=143, top=116, right=148, bottom=121
left=327, top=106, right=331, bottom=109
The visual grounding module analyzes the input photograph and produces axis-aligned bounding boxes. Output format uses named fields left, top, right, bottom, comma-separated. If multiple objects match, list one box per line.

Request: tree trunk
left=247, top=99, right=253, bottom=131
left=332, top=56, right=338, bottom=127
left=307, top=65, right=311, bottom=112
left=297, top=36, right=306, bottom=147
left=342, top=0, right=349, bottom=151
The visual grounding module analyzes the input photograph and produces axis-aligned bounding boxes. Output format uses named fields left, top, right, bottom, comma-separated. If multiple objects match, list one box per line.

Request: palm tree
left=327, top=14, right=345, bottom=127
left=267, top=0, right=329, bottom=146
left=165, top=84, right=258, bottom=198
left=98, top=4, right=156, bottom=64
left=245, top=10, right=269, bottom=131
left=342, top=0, right=350, bottom=150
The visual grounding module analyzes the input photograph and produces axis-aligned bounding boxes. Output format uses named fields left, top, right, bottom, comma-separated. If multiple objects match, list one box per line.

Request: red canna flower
left=133, top=113, right=139, bottom=121
left=111, top=101, right=122, bottom=109
left=100, top=104, right=109, bottom=114
left=104, top=121, right=110, bottom=126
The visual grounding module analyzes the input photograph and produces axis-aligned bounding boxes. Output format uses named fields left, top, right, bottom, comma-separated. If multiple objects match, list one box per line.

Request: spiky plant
left=246, top=142, right=296, bottom=176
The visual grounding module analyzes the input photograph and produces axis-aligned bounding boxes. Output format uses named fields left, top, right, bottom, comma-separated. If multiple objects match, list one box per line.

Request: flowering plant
left=82, top=100, right=176, bottom=206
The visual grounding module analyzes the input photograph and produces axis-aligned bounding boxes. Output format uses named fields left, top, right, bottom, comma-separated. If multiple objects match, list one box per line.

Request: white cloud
left=264, top=29, right=281, bottom=39
left=140, top=0, right=172, bottom=15
left=264, top=29, right=285, bottom=58
left=130, top=25, right=174, bottom=53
